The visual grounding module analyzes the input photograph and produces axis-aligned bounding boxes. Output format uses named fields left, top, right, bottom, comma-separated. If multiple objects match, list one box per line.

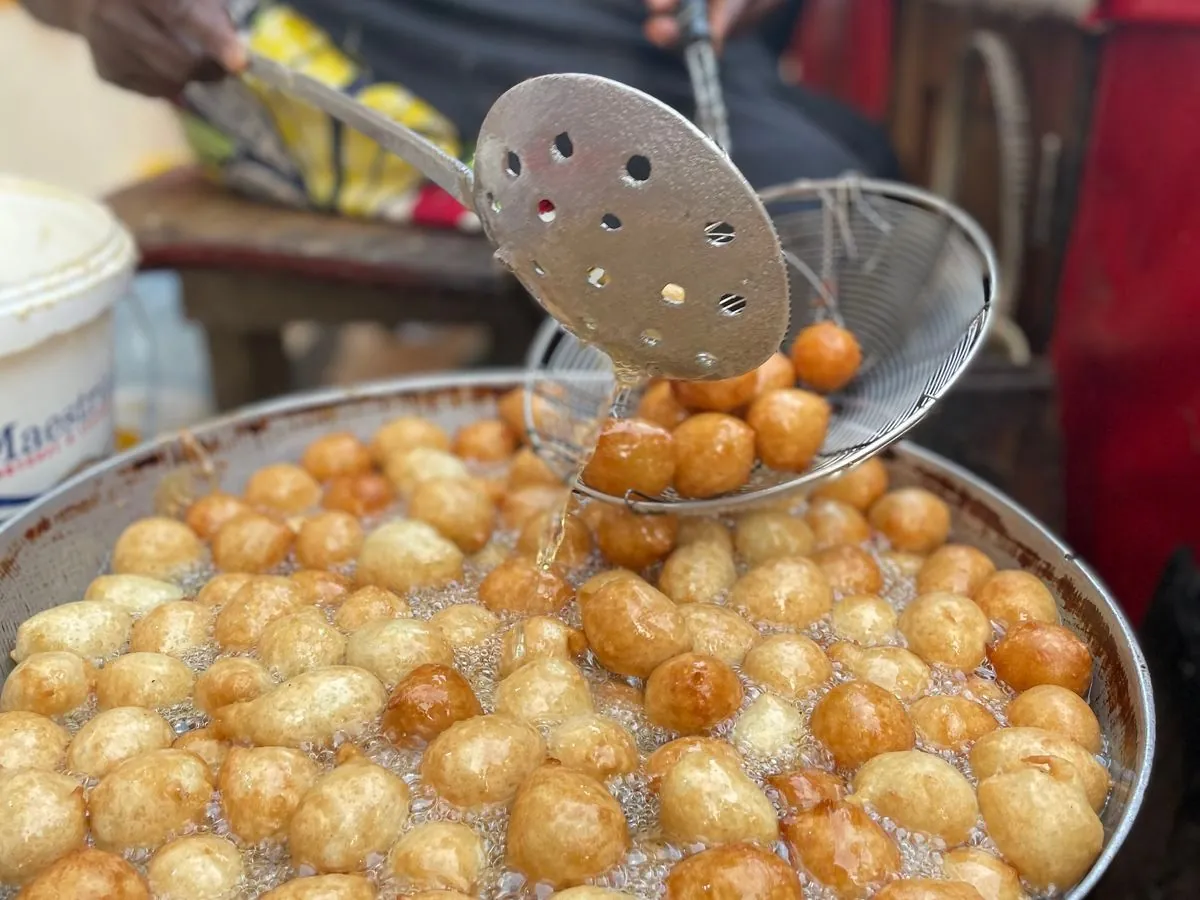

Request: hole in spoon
left=705, top=222, right=736, bottom=245
left=625, top=155, right=651, bottom=183
left=587, top=267, right=609, bottom=288
left=601, top=213, right=622, bottom=231
left=532, top=262, right=545, bottom=276
left=487, top=193, right=501, bottom=213
left=641, top=329, right=662, bottom=347
left=538, top=200, right=556, bottom=223
left=719, top=294, right=747, bottom=316
left=505, top=151, right=522, bottom=177
left=696, top=352, right=717, bottom=369
left=661, top=283, right=686, bottom=305
left=553, top=132, right=574, bottom=160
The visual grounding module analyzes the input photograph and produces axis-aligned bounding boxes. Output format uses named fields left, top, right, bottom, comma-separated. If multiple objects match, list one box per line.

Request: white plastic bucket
left=0, top=176, right=136, bottom=521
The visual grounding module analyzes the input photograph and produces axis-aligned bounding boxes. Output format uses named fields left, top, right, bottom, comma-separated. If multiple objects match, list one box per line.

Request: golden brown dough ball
left=382, top=663, right=482, bottom=749
left=1, top=651, right=95, bottom=716
left=219, top=745, right=319, bottom=843
left=452, top=418, right=518, bottom=462
left=130, top=600, right=213, bottom=657
left=421, top=714, right=546, bottom=808
left=673, top=372, right=759, bottom=413
left=742, top=633, right=832, bottom=698
left=95, top=652, right=195, bottom=710
left=873, top=880, right=985, bottom=900
left=66, top=707, right=174, bottom=779
left=260, top=609, right=347, bottom=678
left=388, top=821, right=486, bottom=894
left=970, top=726, right=1110, bottom=811
left=84, top=573, right=183, bottom=618
left=185, top=493, right=251, bottom=542
left=730, top=556, right=833, bottom=629
left=430, top=603, right=500, bottom=649
left=658, top=541, right=736, bottom=606
left=594, top=506, right=679, bottom=570
left=659, top=749, right=778, bottom=846
left=517, top=511, right=593, bottom=569
left=977, top=764, right=1103, bottom=890
left=497, top=389, right=554, bottom=446
left=146, top=834, right=244, bottom=900
left=289, top=759, right=411, bottom=874
left=679, top=603, right=759, bottom=666
left=917, top=545, right=996, bottom=598
left=899, top=592, right=992, bottom=671
left=828, top=643, right=930, bottom=703
left=112, top=517, right=204, bottom=581
left=790, top=321, right=862, bottom=393
left=767, top=768, right=846, bottom=813
left=664, top=843, right=803, bottom=900
left=478, top=555, right=574, bottom=616
left=228, top=666, right=386, bottom=749
left=989, top=622, right=1093, bottom=695
left=371, top=415, right=450, bottom=463
left=577, top=568, right=640, bottom=605
left=501, top=483, right=571, bottom=530
left=322, top=472, right=396, bottom=518
left=942, top=849, right=1028, bottom=900
left=507, top=764, right=630, bottom=887
left=0, top=712, right=69, bottom=773
left=975, top=570, right=1060, bottom=628
left=335, top=586, right=411, bottom=632
left=730, top=693, right=804, bottom=758
left=194, top=573, right=251, bottom=611
left=507, top=447, right=561, bottom=489
left=13, top=601, right=131, bottom=663
left=547, top=714, right=639, bottom=781
left=357, top=519, right=464, bottom=595
left=495, top=657, right=594, bottom=726
left=804, top=498, right=871, bottom=550
left=89, top=749, right=213, bottom=852
left=814, top=546, right=883, bottom=596
left=345, top=618, right=454, bottom=689
left=581, top=576, right=691, bottom=678
left=636, top=380, right=691, bottom=431
left=408, top=478, right=497, bottom=555
left=295, top=511, right=365, bottom=570
left=384, top=447, right=471, bottom=498
left=754, top=352, right=798, bottom=394
left=1008, top=684, right=1102, bottom=753
left=245, top=464, right=321, bottom=516
left=830, top=594, right=896, bottom=645
left=869, top=488, right=952, bottom=554
left=734, top=511, right=814, bottom=566
left=194, top=657, right=273, bottom=716
left=812, top=457, right=889, bottom=511
left=645, top=653, right=743, bottom=734
left=0, top=768, right=86, bottom=882
left=645, top=737, right=744, bottom=791
left=745, top=388, right=830, bottom=471
left=582, top=418, right=676, bottom=498
left=672, top=413, right=757, bottom=498
left=499, top=616, right=587, bottom=678
left=214, top=576, right=303, bottom=651
left=262, top=875, right=376, bottom=900
left=17, top=848, right=149, bottom=900
left=301, top=432, right=372, bottom=483
left=211, top=513, right=293, bottom=574
left=289, top=569, right=352, bottom=607
left=851, top=750, right=979, bottom=845
left=783, top=802, right=899, bottom=898
left=173, top=728, right=229, bottom=778
left=811, top=681, right=915, bottom=769
left=909, top=695, right=998, bottom=751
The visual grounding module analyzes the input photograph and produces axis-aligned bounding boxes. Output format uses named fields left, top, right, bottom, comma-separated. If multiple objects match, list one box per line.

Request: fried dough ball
left=430, top=603, right=500, bottom=649
left=345, top=618, right=454, bottom=690
left=507, top=764, right=630, bottom=887
left=989, top=622, right=1093, bottom=695
left=453, top=418, right=517, bottom=462
left=734, top=511, right=815, bottom=565
left=873, top=880, right=985, bottom=900
left=745, top=389, right=831, bottom=471
left=95, top=652, right=195, bottom=710
left=322, top=472, right=395, bottom=517
left=645, top=653, right=743, bottom=734
left=593, top=678, right=644, bottom=710
left=812, top=458, right=889, bottom=511
left=214, top=576, right=303, bottom=651
left=731, top=556, right=833, bottom=629
left=0, top=768, right=86, bottom=882
left=742, top=633, right=832, bottom=698
left=371, top=415, right=450, bottom=463
left=547, top=714, right=639, bottom=781
left=977, top=764, right=1103, bottom=890
left=680, top=603, right=760, bottom=666
left=594, top=506, right=678, bottom=570
left=658, top=541, right=737, bottom=605
left=811, top=681, right=915, bottom=769
left=66, top=707, right=174, bottom=779
left=289, top=759, right=411, bottom=874
left=974, top=571, right=1059, bottom=627
left=969, top=727, right=1110, bottom=811
left=112, top=517, right=204, bottom=580
left=768, top=768, right=847, bottom=813
left=677, top=517, right=735, bottom=552
left=225, top=666, right=386, bottom=748
left=260, top=609, right=347, bottom=678
left=582, top=418, right=676, bottom=497
left=382, top=663, right=482, bottom=748
left=660, top=749, right=778, bottom=846
left=790, top=321, right=862, bottom=392
left=731, top=693, right=805, bottom=758
left=357, top=520, right=464, bottom=595
left=146, top=835, right=244, bottom=900
left=665, top=843, right=803, bottom=900
left=645, top=737, right=744, bottom=790
left=942, top=849, right=1028, bottom=900
left=917, top=545, right=996, bottom=598
left=784, top=801, right=899, bottom=899
left=671, top=413, right=757, bottom=498
left=880, top=551, right=927, bottom=580
left=421, top=714, right=546, bottom=808
left=501, top=484, right=570, bottom=530
left=17, top=848, right=148, bottom=900
left=12, top=601, right=131, bottom=663
left=211, top=513, right=293, bottom=573
left=899, top=592, right=992, bottom=671
left=1, top=651, right=94, bottom=716
left=812, top=546, right=882, bottom=597
left=497, top=389, right=552, bottom=445
left=1008, top=684, right=1102, bottom=753
left=828, top=644, right=931, bottom=702
left=194, top=657, right=273, bottom=717
left=518, top=511, right=593, bottom=570
left=130, top=600, right=213, bottom=657
left=850, top=750, right=979, bottom=845
left=245, top=464, right=322, bottom=515
left=335, top=586, right=411, bottom=632
left=89, top=749, right=214, bottom=852
left=869, top=488, right=951, bottom=554
left=171, top=724, right=227, bottom=774
left=263, top=874, right=376, bottom=899
left=479, top=555, right=574, bottom=616
left=495, top=657, right=594, bottom=726
left=85, top=574, right=184, bottom=617
left=0, top=712, right=68, bottom=773
left=296, top=511, right=365, bottom=570
left=409, top=478, right=497, bottom=554
left=388, top=821, right=486, bottom=894
left=830, top=594, right=897, bottom=645
left=673, top=372, right=759, bottom=413
left=219, top=746, right=319, bottom=843
left=636, top=380, right=690, bottom=431
left=754, top=352, right=798, bottom=394
left=909, top=696, right=999, bottom=751
left=185, top=493, right=251, bottom=541
left=290, top=569, right=352, bottom=606
left=581, top=576, right=690, bottom=678
left=194, top=573, right=252, bottom=611
left=384, top=448, right=471, bottom=498
left=578, top=568, right=640, bottom=605
left=499, top=616, right=587, bottom=677
left=301, top=432, right=372, bottom=482
left=508, top=446, right=560, bottom=490
left=804, top=499, right=872, bottom=550
left=554, top=890, right=636, bottom=900
left=964, top=675, right=1012, bottom=708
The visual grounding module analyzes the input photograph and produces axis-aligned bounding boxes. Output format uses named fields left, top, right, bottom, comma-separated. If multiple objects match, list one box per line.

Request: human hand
left=644, top=0, right=783, bottom=52
left=79, top=0, right=245, bottom=98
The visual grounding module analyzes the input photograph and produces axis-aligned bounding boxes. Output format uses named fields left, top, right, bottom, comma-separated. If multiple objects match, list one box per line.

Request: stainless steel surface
left=0, top=371, right=1150, bottom=898
left=528, top=177, right=998, bottom=515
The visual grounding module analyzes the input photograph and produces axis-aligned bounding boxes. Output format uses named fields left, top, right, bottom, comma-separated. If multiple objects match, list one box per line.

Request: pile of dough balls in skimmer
left=0, top=390, right=1110, bottom=900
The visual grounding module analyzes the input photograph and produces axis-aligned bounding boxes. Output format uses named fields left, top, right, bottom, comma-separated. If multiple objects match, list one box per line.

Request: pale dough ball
left=230, top=666, right=387, bottom=749
left=831, top=594, right=897, bottom=645
left=0, top=651, right=94, bottom=716
left=782, top=802, right=900, bottom=898
left=909, top=696, right=998, bottom=751
left=734, top=511, right=815, bottom=566
left=499, top=616, right=587, bottom=678
left=664, top=843, right=802, bottom=900
left=95, top=652, right=195, bottom=710
left=382, top=664, right=482, bottom=749
left=13, top=601, right=131, bottom=663
left=130, top=600, right=214, bottom=657
left=173, top=728, right=229, bottom=778
left=873, top=880, right=985, bottom=900
left=421, top=714, right=546, bottom=808
left=974, top=570, right=1060, bottom=628
left=478, top=555, right=574, bottom=616
left=964, top=675, right=1012, bottom=709
left=66, top=707, right=174, bottom=779
left=334, top=586, right=412, bottom=633
left=917, top=545, right=996, bottom=598
left=322, top=472, right=395, bottom=518
left=387, top=821, right=486, bottom=894
left=17, top=848, right=149, bottom=900
left=211, top=513, right=294, bottom=574
left=827, top=643, right=931, bottom=702
left=371, top=415, right=450, bottom=463
left=659, top=750, right=778, bottom=846
left=580, top=576, right=690, bottom=678
left=676, top=518, right=734, bottom=552
left=556, top=889, right=638, bottom=900
left=730, top=693, right=805, bottom=758
left=0, top=768, right=86, bottom=882
left=295, top=511, right=365, bottom=571
left=804, top=498, right=871, bottom=550
left=409, top=478, right=497, bottom=554
left=1007, top=684, right=1102, bottom=753
left=384, top=447, right=470, bottom=497
left=880, top=550, right=927, bottom=581
left=645, top=737, right=745, bottom=791
left=147, top=835, right=244, bottom=900
left=0, top=712, right=69, bottom=773
left=431, top=603, right=501, bottom=649
left=194, top=657, right=274, bottom=716
left=194, top=573, right=253, bottom=611
left=810, top=681, right=915, bottom=770
left=213, top=576, right=304, bottom=652
left=679, top=603, right=760, bottom=666
left=969, top=727, right=1110, bottom=812
left=742, top=633, right=832, bottom=698
left=89, top=749, right=214, bottom=852
left=850, top=750, right=979, bottom=845
left=495, top=658, right=594, bottom=726
left=245, top=463, right=322, bottom=515
left=85, top=574, right=184, bottom=617
left=260, top=609, right=347, bottom=678
left=942, top=848, right=1028, bottom=900
left=219, top=745, right=319, bottom=843
left=289, top=566, right=352, bottom=606
left=645, top=653, right=743, bottom=734
left=289, top=760, right=412, bottom=873
left=868, top=488, right=951, bottom=554
left=812, top=457, right=889, bottom=510
left=730, top=556, right=833, bottom=629
left=345, top=618, right=454, bottom=690
left=546, top=714, right=639, bottom=781
left=357, top=520, right=464, bottom=595
left=814, top=545, right=884, bottom=596
left=262, top=874, right=376, bottom=899
left=899, top=592, right=993, bottom=671
left=112, top=517, right=204, bottom=580
left=658, top=541, right=737, bottom=605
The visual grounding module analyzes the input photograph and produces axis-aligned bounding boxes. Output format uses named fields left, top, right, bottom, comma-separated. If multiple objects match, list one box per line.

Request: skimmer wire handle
left=679, top=0, right=732, bottom=154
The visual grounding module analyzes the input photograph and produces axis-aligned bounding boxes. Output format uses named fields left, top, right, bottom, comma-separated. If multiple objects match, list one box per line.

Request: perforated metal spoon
left=245, top=53, right=791, bottom=381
